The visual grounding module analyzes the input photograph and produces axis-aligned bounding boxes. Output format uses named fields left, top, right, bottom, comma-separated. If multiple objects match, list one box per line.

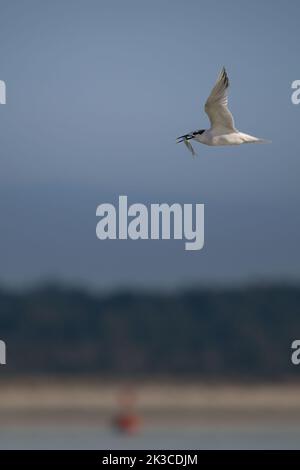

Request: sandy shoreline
left=0, top=380, right=300, bottom=426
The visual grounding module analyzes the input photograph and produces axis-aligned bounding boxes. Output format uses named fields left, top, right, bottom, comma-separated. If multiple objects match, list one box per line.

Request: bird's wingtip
left=219, top=66, right=229, bottom=87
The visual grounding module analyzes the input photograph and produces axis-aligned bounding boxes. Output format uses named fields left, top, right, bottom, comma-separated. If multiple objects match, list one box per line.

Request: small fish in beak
left=183, top=138, right=196, bottom=156
left=176, top=135, right=196, bottom=156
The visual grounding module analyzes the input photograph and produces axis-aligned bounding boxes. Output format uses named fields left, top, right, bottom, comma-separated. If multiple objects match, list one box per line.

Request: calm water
left=0, top=426, right=300, bottom=449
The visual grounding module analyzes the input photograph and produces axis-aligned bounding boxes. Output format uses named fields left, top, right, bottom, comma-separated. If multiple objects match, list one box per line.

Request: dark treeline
left=0, top=284, right=299, bottom=380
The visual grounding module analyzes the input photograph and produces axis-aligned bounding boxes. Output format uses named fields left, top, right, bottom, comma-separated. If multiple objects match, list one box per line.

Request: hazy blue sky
left=0, top=0, right=299, bottom=288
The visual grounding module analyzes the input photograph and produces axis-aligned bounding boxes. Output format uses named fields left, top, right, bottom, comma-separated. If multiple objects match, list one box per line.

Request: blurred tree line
left=0, top=284, right=299, bottom=380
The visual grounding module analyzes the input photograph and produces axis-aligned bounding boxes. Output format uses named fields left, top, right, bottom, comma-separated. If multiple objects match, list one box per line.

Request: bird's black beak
left=176, top=134, right=190, bottom=143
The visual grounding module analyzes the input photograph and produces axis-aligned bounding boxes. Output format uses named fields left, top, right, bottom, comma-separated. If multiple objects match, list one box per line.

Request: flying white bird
left=177, top=67, right=270, bottom=155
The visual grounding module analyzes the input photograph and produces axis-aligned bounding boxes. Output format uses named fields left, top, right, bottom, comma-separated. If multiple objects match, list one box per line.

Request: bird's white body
left=194, top=129, right=265, bottom=146
left=177, top=68, right=270, bottom=154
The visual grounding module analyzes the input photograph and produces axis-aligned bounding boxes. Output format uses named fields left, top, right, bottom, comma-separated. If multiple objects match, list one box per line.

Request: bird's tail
left=254, top=139, right=272, bottom=144
left=239, top=133, right=271, bottom=145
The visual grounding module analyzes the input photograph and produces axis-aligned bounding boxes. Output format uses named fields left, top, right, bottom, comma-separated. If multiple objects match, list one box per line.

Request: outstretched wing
left=204, top=67, right=236, bottom=132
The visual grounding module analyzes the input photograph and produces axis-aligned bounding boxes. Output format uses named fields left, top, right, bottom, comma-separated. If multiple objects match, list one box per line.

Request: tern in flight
left=177, top=67, right=270, bottom=155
